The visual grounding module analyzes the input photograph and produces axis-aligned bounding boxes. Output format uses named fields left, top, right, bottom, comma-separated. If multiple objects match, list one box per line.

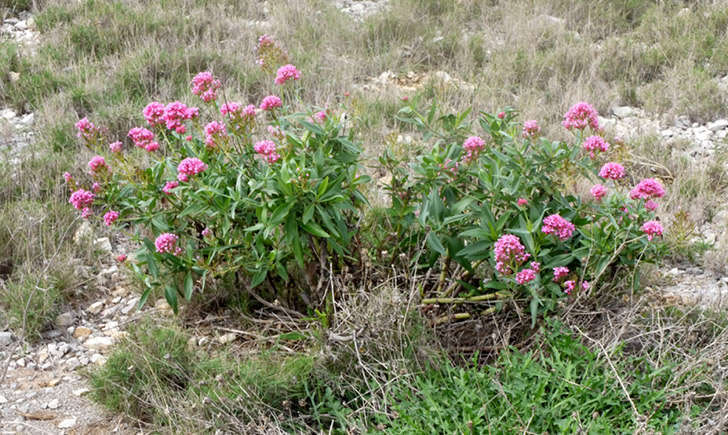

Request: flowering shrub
left=65, top=60, right=368, bottom=312
left=386, top=101, right=666, bottom=324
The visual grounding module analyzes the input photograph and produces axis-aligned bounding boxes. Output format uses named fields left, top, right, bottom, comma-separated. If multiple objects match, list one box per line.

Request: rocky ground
left=2, top=5, right=728, bottom=433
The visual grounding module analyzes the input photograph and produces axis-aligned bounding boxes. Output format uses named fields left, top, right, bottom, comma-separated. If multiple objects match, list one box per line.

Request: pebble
left=90, top=354, right=106, bottom=365
left=85, top=336, right=114, bottom=351
left=93, top=237, right=113, bottom=253
left=218, top=333, right=237, bottom=344
left=86, top=301, right=105, bottom=314
left=73, top=326, right=92, bottom=338
left=58, top=417, right=77, bottom=429
left=0, top=331, right=13, bottom=346
left=47, top=399, right=60, bottom=410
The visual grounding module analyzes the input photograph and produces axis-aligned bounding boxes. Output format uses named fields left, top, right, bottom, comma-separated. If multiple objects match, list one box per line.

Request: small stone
left=100, top=265, right=118, bottom=276
left=15, top=21, right=27, bottom=30
left=47, top=399, right=59, bottom=410
left=90, top=354, right=106, bottom=365
left=37, top=350, right=49, bottom=364
left=65, top=357, right=80, bottom=370
left=16, top=358, right=25, bottom=367
left=0, top=108, right=17, bottom=120
left=72, top=388, right=89, bottom=397
left=0, top=394, right=6, bottom=404
left=121, top=297, right=140, bottom=314
left=198, top=336, right=210, bottom=346
left=56, top=311, right=74, bottom=328
left=58, top=417, right=77, bottom=429
left=87, top=301, right=105, bottom=314
left=85, top=336, right=114, bottom=351
left=9, top=71, right=20, bottom=82
left=218, top=333, right=237, bottom=344
left=111, top=296, right=121, bottom=304
left=112, top=287, right=130, bottom=298
left=0, top=331, right=13, bottom=346
left=707, top=119, right=728, bottom=131
left=73, top=326, right=92, bottom=338
left=79, top=356, right=89, bottom=366
left=93, top=237, right=113, bottom=253
left=612, top=106, right=636, bottom=118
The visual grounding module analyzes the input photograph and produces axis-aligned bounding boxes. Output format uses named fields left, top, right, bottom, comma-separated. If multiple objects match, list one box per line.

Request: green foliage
left=0, top=273, right=63, bottom=341
left=377, top=323, right=689, bottom=433
left=383, top=101, right=665, bottom=324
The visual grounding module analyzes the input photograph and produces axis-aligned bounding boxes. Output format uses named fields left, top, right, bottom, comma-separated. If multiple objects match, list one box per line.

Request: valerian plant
left=65, top=37, right=369, bottom=313
left=386, top=99, right=666, bottom=325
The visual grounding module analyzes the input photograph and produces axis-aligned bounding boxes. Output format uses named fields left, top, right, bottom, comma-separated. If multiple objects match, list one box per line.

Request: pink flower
left=242, top=104, right=256, bottom=119
left=204, top=121, right=227, bottom=149
left=185, top=135, right=192, bottom=141
left=522, top=120, right=540, bottom=139
left=202, top=227, right=212, bottom=237
left=590, top=184, right=607, bottom=201
left=463, top=136, right=485, bottom=153
left=497, top=111, right=505, bottom=119
left=314, top=110, right=327, bottom=122
left=582, top=135, right=609, bottom=158
left=116, top=254, right=127, bottom=262
left=581, top=281, right=590, bottom=291
left=81, top=207, right=92, bottom=219
left=598, top=162, right=625, bottom=180
left=155, top=233, right=182, bottom=255
left=493, top=234, right=531, bottom=275
left=517, top=198, right=528, bottom=206
left=75, top=117, right=99, bottom=142
left=220, top=102, right=241, bottom=117
left=162, top=180, right=179, bottom=194
left=530, top=262, right=540, bottom=272
left=564, top=280, right=576, bottom=294
left=542, top=214, right=575, bottom=241
left=103, top=210, right=119, bottom=226
left=145, top=141, right=160, bottom=152
left=641, top=220, right=664, bottom=241
left=275, top=64, right=301, bottom=85
left=645, top=200, right=658, bottom=211
left=553, top=266, right=569, bottom=282
left=191, top=71, right=222, bottom=103
left=69, top=189, right=95, bottom=210
left=267, top=125, right=284, bottom=139
left=177, top=157, right=208, bottom=181
left=629, top=178, right=665, bottom=200
left=516, top=268, right=536, bottom=284
left=128, top=127, right=155, bottom=148
left=562, top=102, right=600, bottom=131
left=92, top=182, right=101, bottom=193
left=254, top=140, right=281, bottom=164
left=109, top=141, right=123, bottom=153
left=63, top=172, right=72, bottom=184
left=162, top=101, right=198, bottom=133
left=143, top=102, right=165, bottom=126
left=260, top=95, right=282, bottom=111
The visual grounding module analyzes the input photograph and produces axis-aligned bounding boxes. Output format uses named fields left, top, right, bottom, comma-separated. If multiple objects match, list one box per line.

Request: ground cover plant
left=2, top=0, right=728, bottom=432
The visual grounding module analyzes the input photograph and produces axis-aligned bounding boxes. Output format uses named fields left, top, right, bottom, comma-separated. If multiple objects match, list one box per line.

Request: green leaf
left=165, top=285, right=179, bottom=314
left=303, top=204, right=315, bottom=224
left=530, top=297, right=539, bottom=328
left=426, top=232, right=446, bottom=255
left=138, top=288, right=151, bottom=309
left=184, top=272, right=194, bottom=300
left=251, top=268, right=267, bottom=288
left=276, top=261, right=289, bottom=281
left=317, top=176, right=329, bottom=198
left=303, top=222, right=330, bottom=238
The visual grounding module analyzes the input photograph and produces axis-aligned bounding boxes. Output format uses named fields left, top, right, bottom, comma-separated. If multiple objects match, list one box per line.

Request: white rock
left=85, top=336, right=114, bottom=351
left=121, top=297, right=140, bottom=314
left=56, top=311, right=74, bottom=327
left=707, top=119, right=728, bottom=131
left=16, top=358, right=25, bottom=367
left=90, top=353, right=106, bottom=365
left=612, top=106, right=636, bottom=118
left=0, top=108, right=16, bottom=120
left=93, top=237, right=113, bottom=253
left=0, top=394, right=6, bottom=404
left=58, top=417, right=77, bottom=429
left=9, top=71, right=20, bottom=83
left=86, top=301, right=105, bottom=314
left=65, top=357, right=80, bottom=370
left=0, top=331, right=13, bottom=346
left=15, top=21, right=27, bottom=30
left=103, top=320, right=119, bottom=330
left=72, top=388, right=89, bottom=396
left=47, top=399, right=59, bottom=410
left=218, top=333, right=237, bottom=344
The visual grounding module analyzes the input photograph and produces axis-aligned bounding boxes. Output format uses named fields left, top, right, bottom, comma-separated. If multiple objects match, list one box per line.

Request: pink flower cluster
left=590, top=184, right=607, bottom=201
left=582, top=135, right=609, bottom=159
left=598, top=162, right=625, bottom=180
left=255, top=34, right=288, bottom=71
left=275, top=64, right=301, bottom=85
left=462, top=136, right=485, bottom=162
left=75, top=117, right=99, bottom=142
left=204, top=121, right=227, bottom=149
left=109, top=141, right=123, bottom=153
left=522, top=120, right=540, bottom=139
left=562, top=102, right=600, bottom=131
left=493, top=234, right=530, bottom=275
left=553, top=266, right=569, bottom=282
left=103, top=210, right=119, bottom=226
left=63, top=172, right=73, bottom=184
left=641, top=220, right=664, bottom=241
left=143, top=102, right=165, bottom=127
left=267, top=125, right=284, bottom=140
left=439, top=158, right=459, bottom=177
left=314, top=110, right=327, bottom=122
left=88, top=155, right=108, bottom=174
left=177, top=157, right=208, bottom=182
left=191, top=71, right=222, bottom=103
left=517, top=198, right=528, bottom=206
left=516, top=268, right=536, bottom=285
left=260, top=95, right=282, bottom=111
left=629, top=178, right=665, bottom=200
left=69, top=189, right=94, bottom=210
left=254, top=140, right=280, bottom=164
left=128, top=127, right=159, bottom=152
left=162, top=101, right=198, bottom=134
left=162, top=180, right=179, bottom=195
left=92, top=182, right=101, bottom=193
left=155, top=233, right=182, bottom=255
left=542, top=214, right=575, bottom=241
